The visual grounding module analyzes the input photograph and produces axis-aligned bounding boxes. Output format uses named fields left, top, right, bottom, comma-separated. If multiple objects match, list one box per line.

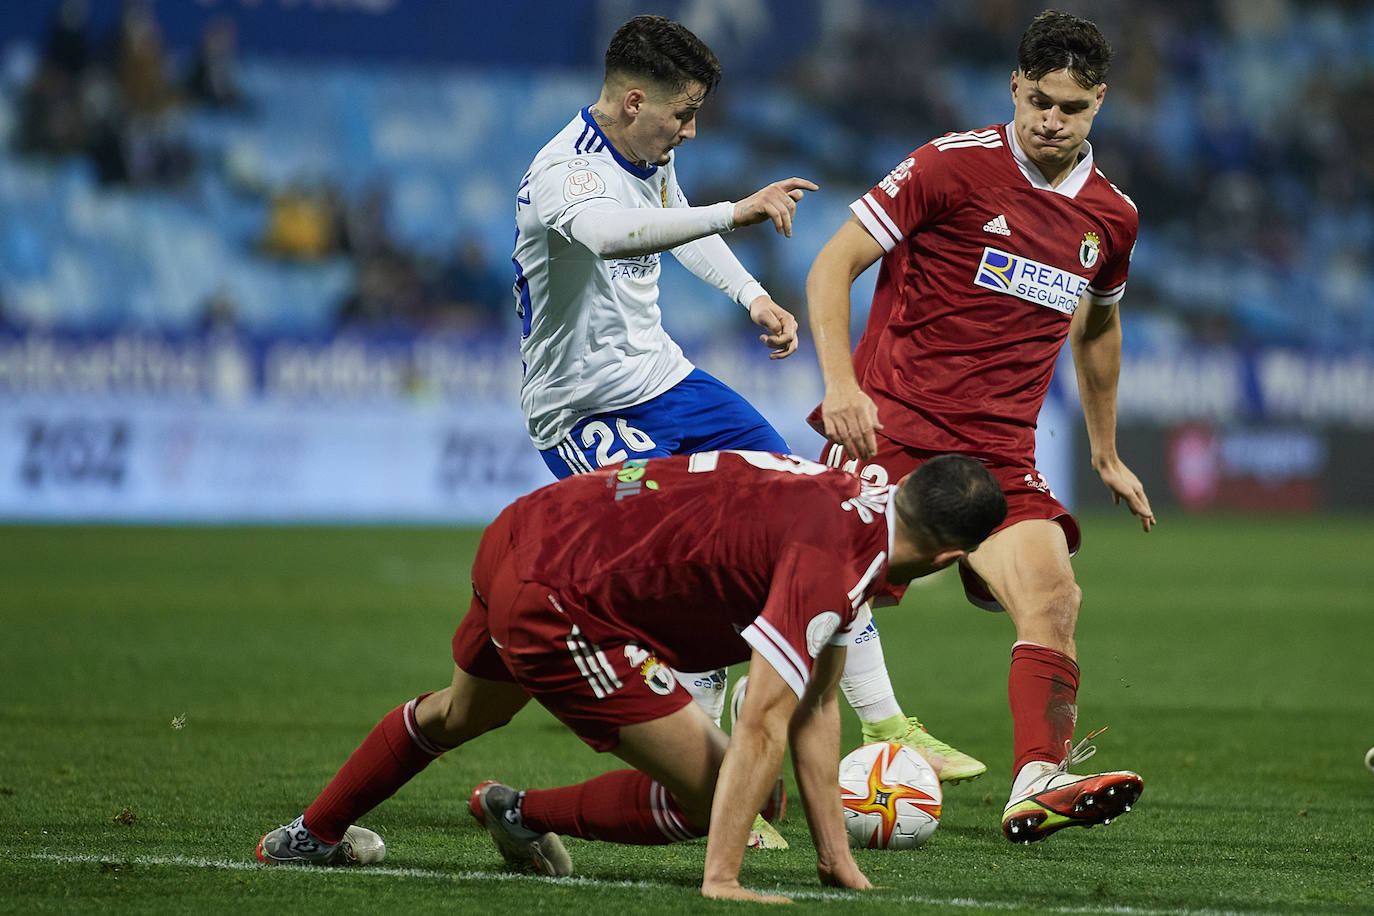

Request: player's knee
left=1041, top=580, right=1081, bottom=639
left=421, top=685, right=518, bottom=745
left=670, top=784, right=715, bottom=829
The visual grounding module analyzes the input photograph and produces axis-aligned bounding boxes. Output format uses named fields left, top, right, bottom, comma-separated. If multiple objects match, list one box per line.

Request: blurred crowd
left=11, top=0, right=511, bottom=334
left=16, top=0, right=222, bottom=187
left=775, top=0, right=1374, bottom=348
left=6, top=0, right=1374, bottom=347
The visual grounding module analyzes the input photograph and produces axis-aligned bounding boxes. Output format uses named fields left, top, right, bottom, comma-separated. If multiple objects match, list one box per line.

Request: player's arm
left=673, top=235, right=798, bottom=359
left=701, top=649, right=797, bottom=903
left=1069, top=298, right=1156, bottom=531
left=789, top=643, right=872, bottom=892
left=568, top=177, right=819, bottom=259
left=807, top=215, right=886, bottom=460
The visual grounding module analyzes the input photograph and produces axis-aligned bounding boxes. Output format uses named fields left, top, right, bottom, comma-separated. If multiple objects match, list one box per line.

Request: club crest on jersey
left=564, top=167, right=605, bottom=201
left=625, top=644, right=676, bottom=696
left=973, top=246, right=1089, bottom=315
left=1079, top=232, right=1101, bottom=269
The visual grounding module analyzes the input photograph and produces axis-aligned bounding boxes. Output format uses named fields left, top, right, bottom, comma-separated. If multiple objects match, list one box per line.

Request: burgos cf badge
left=624, top=644, right=676, bottom=696
left=1079, top=232, right=1100, bottom=269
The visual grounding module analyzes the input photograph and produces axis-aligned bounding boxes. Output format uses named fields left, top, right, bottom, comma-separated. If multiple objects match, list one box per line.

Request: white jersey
left=512, top=108, right=698, bottom=449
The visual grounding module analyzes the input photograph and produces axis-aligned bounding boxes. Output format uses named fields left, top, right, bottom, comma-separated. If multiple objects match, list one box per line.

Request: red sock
left=519, top=769, right=705, bottom=845
left=303, top=695, right=451, bottom=843
left=1008, top=643, right=1080, bottom=775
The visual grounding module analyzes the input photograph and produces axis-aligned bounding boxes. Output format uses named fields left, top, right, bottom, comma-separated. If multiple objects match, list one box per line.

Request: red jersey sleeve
left=848, top=137, right=970, bottom=251
left=740, top=540, right=886, bottom=699
left=1084, top=182, right=1138, bottom=306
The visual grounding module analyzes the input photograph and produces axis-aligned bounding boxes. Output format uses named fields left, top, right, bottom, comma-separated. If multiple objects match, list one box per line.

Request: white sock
left=673, top=668, right=728, bottom=725
left=839, top=612, right=904, bottom=724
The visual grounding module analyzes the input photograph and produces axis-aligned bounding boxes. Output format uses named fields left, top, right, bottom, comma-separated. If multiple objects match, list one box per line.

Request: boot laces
left=1052, top=726, right=1108, bottom=777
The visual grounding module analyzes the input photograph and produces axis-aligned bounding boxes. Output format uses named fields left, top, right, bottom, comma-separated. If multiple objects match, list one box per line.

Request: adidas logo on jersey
left=982, top=214, right=1011, bottom=236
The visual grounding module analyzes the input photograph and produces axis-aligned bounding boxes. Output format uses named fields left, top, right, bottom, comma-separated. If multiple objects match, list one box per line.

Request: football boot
left=1001, top=728, right=1143, bottom=843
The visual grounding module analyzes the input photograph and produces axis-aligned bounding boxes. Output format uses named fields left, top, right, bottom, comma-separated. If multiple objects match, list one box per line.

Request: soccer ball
left=1365, top=746, right=1374, bottom=774
left=839, top=741, right=942, bottom=849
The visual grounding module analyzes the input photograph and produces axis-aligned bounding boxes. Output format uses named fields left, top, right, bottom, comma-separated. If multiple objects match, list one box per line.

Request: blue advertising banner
left=0, top=328, right=1076, bottom=522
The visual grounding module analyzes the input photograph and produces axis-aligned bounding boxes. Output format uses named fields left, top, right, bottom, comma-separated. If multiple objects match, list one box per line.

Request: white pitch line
left=20, top=852, right=1285, bottom=916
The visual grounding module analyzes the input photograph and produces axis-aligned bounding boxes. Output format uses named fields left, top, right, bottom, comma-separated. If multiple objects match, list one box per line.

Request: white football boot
left=1001, top=728, right=1143, bottom=843
left=256, top=815, right=385, bottom=866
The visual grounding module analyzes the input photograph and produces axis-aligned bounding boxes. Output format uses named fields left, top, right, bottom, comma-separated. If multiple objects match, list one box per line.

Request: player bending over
left=255, top=450, right=1006, bottom=902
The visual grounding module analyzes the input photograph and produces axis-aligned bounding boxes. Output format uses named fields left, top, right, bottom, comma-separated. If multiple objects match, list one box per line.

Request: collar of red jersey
left=1005, top=122, right=1095, bottom=198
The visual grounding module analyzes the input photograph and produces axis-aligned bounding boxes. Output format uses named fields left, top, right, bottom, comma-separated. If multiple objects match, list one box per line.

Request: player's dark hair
left=604, top=15, right=721, bottom=98
left=1017, top=9, right=1112, bottom=89
left=895, top=455, right=1007, bottom=551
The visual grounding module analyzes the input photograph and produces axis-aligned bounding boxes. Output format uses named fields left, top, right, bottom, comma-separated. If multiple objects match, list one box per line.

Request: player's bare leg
left=964, top=519, right=1143, bottom=841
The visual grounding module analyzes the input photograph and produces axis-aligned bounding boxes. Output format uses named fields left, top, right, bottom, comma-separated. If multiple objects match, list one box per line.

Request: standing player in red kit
left=253, top=450, right=1006, bottom=901
left=806, top=10, right=1155, bottom=843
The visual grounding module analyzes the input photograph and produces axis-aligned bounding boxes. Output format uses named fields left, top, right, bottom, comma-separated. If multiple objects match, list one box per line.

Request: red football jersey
left=507, top=450, right=893, bottom=698
left=810, top=124, right=1138, bottom=464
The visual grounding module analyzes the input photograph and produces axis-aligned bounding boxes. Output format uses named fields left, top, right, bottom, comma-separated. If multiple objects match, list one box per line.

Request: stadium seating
left=0, top=5, right=1371, bottom=349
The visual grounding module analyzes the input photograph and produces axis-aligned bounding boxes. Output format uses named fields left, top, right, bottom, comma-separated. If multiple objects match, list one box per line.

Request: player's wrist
left=738, top=281, right=767, bottom=309
left=710, top=201, right=737, bottom=232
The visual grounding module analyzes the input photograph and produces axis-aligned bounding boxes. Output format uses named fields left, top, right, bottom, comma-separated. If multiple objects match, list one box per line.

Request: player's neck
left=589, top=102, right=647, bottom=168
left=1032, top=147, right=1085, bottom=189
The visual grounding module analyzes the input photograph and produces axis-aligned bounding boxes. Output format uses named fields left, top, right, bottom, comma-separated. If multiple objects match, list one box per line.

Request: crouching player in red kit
left=254, top=450, right=1005, bottom=902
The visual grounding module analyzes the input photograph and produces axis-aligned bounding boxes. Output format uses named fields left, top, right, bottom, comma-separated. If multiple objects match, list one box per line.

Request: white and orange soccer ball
left=838, top=741, right=942, bottom=849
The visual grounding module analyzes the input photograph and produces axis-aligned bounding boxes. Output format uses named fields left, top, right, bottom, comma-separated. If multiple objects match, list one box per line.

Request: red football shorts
left=819, top=437, right=1081, bottom=612
left=452, top=505, right=694, bottom=752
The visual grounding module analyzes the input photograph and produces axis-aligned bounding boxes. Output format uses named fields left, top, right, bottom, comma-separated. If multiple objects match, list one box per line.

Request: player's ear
left=932, top=546, right=966, bottom=570
left=622, top=87, right=646, bottom=117
left=1009, top=69, right=1020, bottom=98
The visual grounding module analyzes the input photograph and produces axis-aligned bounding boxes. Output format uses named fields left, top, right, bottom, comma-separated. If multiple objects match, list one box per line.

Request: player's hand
left=747, top=295, right=798, bottom=359
left=821, top=385, right=882, bottom=462
left=733, top=177, right=819, bottom=238
left=1095, top=456, right=1156, bottom=532
left=701, top=880, right=792, bottom=904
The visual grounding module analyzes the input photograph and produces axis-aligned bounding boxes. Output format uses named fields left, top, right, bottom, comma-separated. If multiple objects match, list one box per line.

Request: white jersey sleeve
left=568, top=199, right=736, bottom=258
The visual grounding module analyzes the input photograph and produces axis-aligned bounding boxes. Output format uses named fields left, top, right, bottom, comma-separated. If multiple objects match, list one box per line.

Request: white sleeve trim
left=568, top=201, right=735, bottom=258
left=849, top=195, right=902, bottom=251
left=1086, top=281, right=1126, bottom=306
left=741, top=617, right=810, bottom=700
left=673, top=233, right=767, bottom=308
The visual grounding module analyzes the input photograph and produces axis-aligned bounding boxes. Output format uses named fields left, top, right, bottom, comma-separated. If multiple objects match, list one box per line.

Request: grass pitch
left=1, top=515, right=1371, bottom=914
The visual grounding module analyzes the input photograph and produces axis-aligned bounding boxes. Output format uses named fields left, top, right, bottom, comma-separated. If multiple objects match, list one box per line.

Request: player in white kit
left=511, top=15, right=984, bottom=806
